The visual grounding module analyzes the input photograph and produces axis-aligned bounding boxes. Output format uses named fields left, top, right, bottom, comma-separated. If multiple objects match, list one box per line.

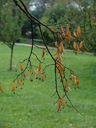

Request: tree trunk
left=9, top=45, right=14, bottom=70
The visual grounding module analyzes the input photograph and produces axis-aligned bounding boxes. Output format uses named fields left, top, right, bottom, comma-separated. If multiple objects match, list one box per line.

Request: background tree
left=23, top=0, right=95, bottom=53
left=21, top=0, right=57, bottom=39
left=0, top=0, right=28, bottom=70
left=75, top=0, right=96, bottom=54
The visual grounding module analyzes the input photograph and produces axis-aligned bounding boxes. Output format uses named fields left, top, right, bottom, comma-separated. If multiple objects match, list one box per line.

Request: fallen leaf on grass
left=0, top=85, right=4, bottom=93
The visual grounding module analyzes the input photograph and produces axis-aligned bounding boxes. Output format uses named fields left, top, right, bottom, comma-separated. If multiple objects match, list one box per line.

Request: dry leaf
left=80, top=41, right=83, bottom=48
left=62, top=98, right=65, bottom=106
left=55, top=41, right=59, bottom=47
left=0, top=85, right=4, bottom=93
left=34, top=68, right=38, bottom=76
left=75, top=77, right=80, bottom=85
left=20, top=63, right=23, bottom=71
left=73, top=42, right=77, bottom=49
left=39, top=63, right=41, bottom=72
left=11, top=82, right=15, bottom=92
left=51, top=28, right=56, bottom=31
left=57, top=101, right=61, bottom=112
left=27, top=69, right=32, bottom=79
left=53, top=48, right=59, bottom=56
left=56, top=98, right=59, bottom=105
left=57, top=53, right=62, bottom=61
left=72, top=77, right=75, bottom=82
left=17, top=77, right=20, bottom=85
left=40, top=72, right=45, bottom=82
left=57, top=97, right=59, bottom=103
left=19, top=77, right=22, bottom=86
left=60, top=35, right=63, bottom=41
left=41, top=49, right=45, bottom=58
left=61, top=25, right=65, bottom=36
left=68, top=30, right=73, bottom=40
left=77, top=43, right=80, bottom=52
left=77, top=26, right=81, bottom=37
left=68, top=86, right=72, bottom=92
left=66, top=24, right=69, bottom=35
left=69, top=73, right=72, bottom=77
left=60, top=42, right=65, bottom=54
left=64, top=79, right=68, bottom=91
left=83, top=40, right=90, bottom=51
left=24, top=69, right=32, bottom=80
left=24, top=73, right=27, bottom=79
left=73, top=31, right=77, bottom=37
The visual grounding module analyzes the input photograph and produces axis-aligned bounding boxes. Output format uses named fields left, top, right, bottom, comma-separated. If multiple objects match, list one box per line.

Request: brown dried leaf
left=60, top=35, right=63, bottom=41
left=68, top=31, right=73, bottom=40
left=39, top=63, right=41, bottom=72
left=60, top=42, right=65, bottom=54
left=11, top=82, right=15, bottom=92
left=55, top=41, right=59, bottom=47
left=57, top=101, right=61, bottom=112
left=58, top=53, right=62, bottom=62
left=41, top=74, right=44, bottom=82
left=75, top=77, right=80, bottom=85
left=72, top=77, right=75, bottom=82
left=58, top=74, right=61, bottom=79
left=77, top=26, right=81, bottom=37
left=64, top=79, right=68, bottom=91
left=27, top=69, right=32, bottom=79
left=24, top=69, right=32, bottom=80
left=80, top=41, right=83, bottom=48
left=34, top=68, right=38, bottom=76
left=20, top=63, right=23, bottom=71
left=62, top=98, right=65, bottom=106
left=73, top=42, right=77, bottom=50
left=41, top=49, right=45, bottom=58
left=69, top=73, right=72, bottom=77
left=53, top=48, right=59, bottom=56
left=83, top=40, right=90, bottom=51
left=17, top=77, right=20, bottom=85
left=24, top=73, right=27, bottom=79
left=57, top=98, right=59, bottom=101
left=60, top=63, right=64, bottom=71
left=51, top=28, right=56, bottom=31
left=0, top=85, right=4, bottom=93
left=73, top=31, right=77, bottom=37
left=77, top=43, right=80, bottom=52
left=56, top=98, right=59, bottom=105
left=40, top=72, right=45, bottom=82
left=61, top=25, right=65, bottom=36
left=19, top=77, right=22, bottom=86
left=68, top=86, right=72, bottom=92
left=66, top=24, right=69, bottom=35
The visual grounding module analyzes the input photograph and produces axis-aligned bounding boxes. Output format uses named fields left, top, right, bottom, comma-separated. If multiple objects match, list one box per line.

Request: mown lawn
left=0, top=43, right=96, bottom=128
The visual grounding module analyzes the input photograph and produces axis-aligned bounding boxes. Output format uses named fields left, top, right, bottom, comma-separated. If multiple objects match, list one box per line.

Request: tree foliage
left=21, top=0, right=96, bottom=53
left=75, top=0, right=96, bottom=53
left=0, top=0, right=23, bottom=70
left=0, top=0, right=23, bottom=47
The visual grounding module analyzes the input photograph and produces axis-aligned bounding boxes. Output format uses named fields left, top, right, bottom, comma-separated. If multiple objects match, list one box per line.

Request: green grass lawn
left=0, top=43, right=96, bottom=128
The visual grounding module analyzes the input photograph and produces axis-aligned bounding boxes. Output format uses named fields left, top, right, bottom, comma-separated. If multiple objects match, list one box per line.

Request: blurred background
left=0, top=0, right=96, bottom=53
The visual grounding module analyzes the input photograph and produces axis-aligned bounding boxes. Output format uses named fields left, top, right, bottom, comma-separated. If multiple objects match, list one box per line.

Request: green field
left=0, top=43, right=96, bottom=128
